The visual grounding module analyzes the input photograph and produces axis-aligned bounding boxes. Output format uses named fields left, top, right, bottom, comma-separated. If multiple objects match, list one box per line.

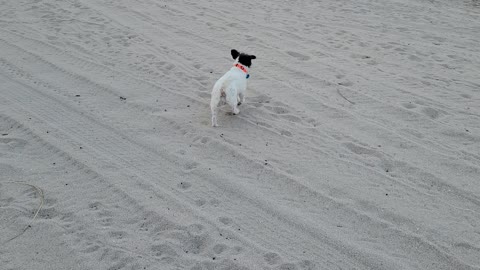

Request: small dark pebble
left=187, top=105, right=190, bottom=107
left=80, top=147, right=83, bottom=149
left=164, top=109, right=167, bottom=112
left=466, top=129, right=469, bottom=132
left=65, top=184, right=68, bottom=186
left=385, top=169, right=389, bottom=172
left=212, top=257, right=216, bottom=260
left=120, top=96, right=126, bottom=100
left=46, top=131, right=49, bottom=133
left=386, top=193, right=388, bottom=196
left=1, top=133, right=8, bottom=136
left=75, top=94, right=80, bottom=97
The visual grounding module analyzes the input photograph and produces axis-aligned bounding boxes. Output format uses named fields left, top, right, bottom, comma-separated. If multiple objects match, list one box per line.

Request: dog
left=210, top=49, right=256, bottom=127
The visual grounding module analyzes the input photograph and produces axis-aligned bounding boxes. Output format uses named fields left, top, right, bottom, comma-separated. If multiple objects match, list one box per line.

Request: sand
left=1, top=0, right=479, bottom=269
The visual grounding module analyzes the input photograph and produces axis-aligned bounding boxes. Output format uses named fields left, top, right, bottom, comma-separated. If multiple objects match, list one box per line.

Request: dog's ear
left=250, top=55, right=256, bottom=60
left=231, top=49, right=239, bottom=59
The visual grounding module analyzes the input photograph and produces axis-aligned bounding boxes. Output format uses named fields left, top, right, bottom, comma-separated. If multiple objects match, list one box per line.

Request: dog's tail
left=210, top=81, right=222, bottom=127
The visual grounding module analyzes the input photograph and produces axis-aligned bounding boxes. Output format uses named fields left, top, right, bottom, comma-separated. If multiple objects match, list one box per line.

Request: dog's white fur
left=210, top=58, right=250, bottom=127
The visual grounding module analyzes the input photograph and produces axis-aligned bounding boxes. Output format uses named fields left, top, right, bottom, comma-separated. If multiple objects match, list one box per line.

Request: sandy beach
left=1, top=0, right=479, bottom=269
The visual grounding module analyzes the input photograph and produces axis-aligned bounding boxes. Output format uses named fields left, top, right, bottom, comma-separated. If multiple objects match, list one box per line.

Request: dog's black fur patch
left=231, top=49, right=256, bottom=67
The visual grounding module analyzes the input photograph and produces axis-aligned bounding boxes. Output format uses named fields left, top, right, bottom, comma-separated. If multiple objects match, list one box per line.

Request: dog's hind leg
left=226, top=87, right=240, bottom=115
left=238, top=92, right=245, bottom=106
left=210, top=85, right=222, bottom=127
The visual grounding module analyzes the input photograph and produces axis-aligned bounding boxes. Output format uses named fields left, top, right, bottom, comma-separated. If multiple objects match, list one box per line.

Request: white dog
left=210, top=49, right=256, bottom=127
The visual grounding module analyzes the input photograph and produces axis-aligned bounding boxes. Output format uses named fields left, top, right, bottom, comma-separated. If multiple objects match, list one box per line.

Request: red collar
left=234, top=63, right=248, bottom=73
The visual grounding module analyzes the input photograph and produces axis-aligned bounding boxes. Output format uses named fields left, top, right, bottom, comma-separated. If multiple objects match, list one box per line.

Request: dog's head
left=231, top=49, right=256, bottom=68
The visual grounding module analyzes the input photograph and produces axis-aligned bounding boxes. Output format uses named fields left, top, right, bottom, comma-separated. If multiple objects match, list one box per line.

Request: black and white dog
left=210, top=49, right=256, bottom=127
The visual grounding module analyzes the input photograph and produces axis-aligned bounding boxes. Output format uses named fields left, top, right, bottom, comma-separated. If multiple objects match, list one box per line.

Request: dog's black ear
left=250, top=55, right=256, bottom=60
left=231, top=49, right=239, bottom=59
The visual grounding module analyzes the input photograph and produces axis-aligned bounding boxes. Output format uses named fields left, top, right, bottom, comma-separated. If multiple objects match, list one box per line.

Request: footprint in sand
left=343, top=142, right=380, bottom=157
left=0, top=138, right=28, bottom=152
left=82, top=244, right=101, bottom=254
left=286, top=51, right=310, bottom=61
left=421, top=107, right=441, bottom=119
left=178, top=181, right=192, bottom=190
left=278, top=263, right=298, bottom=270
left=338, top=81, right=353, bottom=87
left=219, top=216, right=233, bottom=225
left=402, top=102, right=417, bottom=109
left=264, top=252, right=282, bottom=265
left=280, top=129, right=293, bottom=137
left=264, top=105, right=289, bottom=115
left=151, top=243, right=177, bottom=257
left=0, top=163, right=20, bottom=176
left=38, top=206, right=59, bottom=220
left=299, top=260, right=316, bottom=270
left=187, top=223, right=205, bottom=235
left=184, top=161, right=199, bottom=171
left=177, top=232, right=209, bottom=255
left=195, top=199, right=207, bottom=207
left=108, top=230, right=127, bottom=240
left=408, top=55, right=422, bottom=62
left=213, top=244, right=228, bottom=254
left=245, top=35, right=258, bottom=42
